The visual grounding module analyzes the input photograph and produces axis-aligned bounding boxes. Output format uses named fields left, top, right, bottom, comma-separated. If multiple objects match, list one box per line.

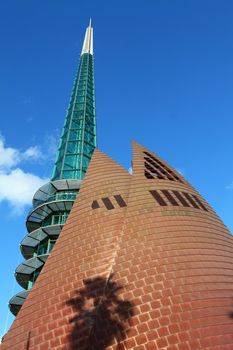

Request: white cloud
left=0, top=135, right=48, bottom=213
left=0, top=137, right=42, bottom=170
left=0, top=138, right=20, bottom=169
left=0, top=169, right=48, bottom=212
left=22, top=146, right=42, bottom=160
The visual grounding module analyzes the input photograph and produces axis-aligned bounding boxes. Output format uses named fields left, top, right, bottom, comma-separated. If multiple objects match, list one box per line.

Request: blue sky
left=0, top=0, right=233, bottom=337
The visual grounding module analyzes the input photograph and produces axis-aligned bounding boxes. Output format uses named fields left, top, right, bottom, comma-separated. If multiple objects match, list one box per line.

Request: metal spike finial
left=81, top=19, right=94, bottom=55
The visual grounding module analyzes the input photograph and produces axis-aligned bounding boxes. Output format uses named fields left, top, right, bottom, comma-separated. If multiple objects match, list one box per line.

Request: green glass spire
left=9, top=21, right=97, bottom=317
left=52, top=20, right=96, bottom=180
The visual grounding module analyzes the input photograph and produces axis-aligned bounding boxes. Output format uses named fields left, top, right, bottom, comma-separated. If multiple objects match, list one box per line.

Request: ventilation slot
left=149, top=189, right=208, bottom=212
left=172, top=191, right=190, bottom=207
left=145, top=170, right=154, bottom=179
left=102, top=197, right=114, bottom=210
left=114, top=195, right=127, bottom=208
left=145, top=158, right=165, bottom=179
left=145, top=162, right=163, bottom=179
left=143, top=151, right=182, bottom=183
left=182, top=192, right=199, bottom=209
left=191, top=194, right=208, bottom=211
left=91, top=200, right=100, bottom=209
left=92, top=195, right=127, bottom=210
left=150, top=190, right=167, bottom=206
left=161, top=190, right=179, bottom=206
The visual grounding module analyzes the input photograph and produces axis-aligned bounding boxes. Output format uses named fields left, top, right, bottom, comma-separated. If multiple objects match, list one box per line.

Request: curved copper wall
left=2, top=142, right=233, bottom=350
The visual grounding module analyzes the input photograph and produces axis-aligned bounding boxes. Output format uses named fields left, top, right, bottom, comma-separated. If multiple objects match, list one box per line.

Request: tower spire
left=8, top=21, right=97, bottom=316
left=81, top=19, right=93, bottom=55
left=52, top=20, right=96, bottom=181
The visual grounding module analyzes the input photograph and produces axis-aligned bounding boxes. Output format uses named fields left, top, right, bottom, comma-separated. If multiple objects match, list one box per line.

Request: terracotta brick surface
left=2, top=142, right=233, bottom=349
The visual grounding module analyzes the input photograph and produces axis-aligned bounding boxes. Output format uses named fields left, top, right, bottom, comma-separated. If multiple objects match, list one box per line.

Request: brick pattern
left=2, top=142, right=233, bottom=350
left=2, top=150, right=131, bottom=350
left=116, top=141, right=233, bottom=350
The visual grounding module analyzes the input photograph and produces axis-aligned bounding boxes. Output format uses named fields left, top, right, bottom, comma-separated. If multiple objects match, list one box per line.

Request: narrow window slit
left=143, top=151, right=182, bottom=183
left=102, top=197, right=114, bottom=210
left=182, top=192, right=200, bottom=209
left=145, top=170, right=154, bottom=179
left=91, top=200, right=100, bottom=209
left=114, top=195, right=127, bottom=208
left=172, top=191, right=190, bottom=207
left=149, top=190, right=167, bottom=206
left=161, top=190, right=179, bottom=206
left=191, top=194, right=208, bottom=211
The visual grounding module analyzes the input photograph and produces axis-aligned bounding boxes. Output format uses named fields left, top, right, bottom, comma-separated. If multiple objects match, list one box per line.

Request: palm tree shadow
left=66, top=274, right=134, bottom=350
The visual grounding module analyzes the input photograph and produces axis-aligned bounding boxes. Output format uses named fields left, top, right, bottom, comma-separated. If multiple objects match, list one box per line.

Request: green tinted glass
left=52, top=53, right=96, bottom=181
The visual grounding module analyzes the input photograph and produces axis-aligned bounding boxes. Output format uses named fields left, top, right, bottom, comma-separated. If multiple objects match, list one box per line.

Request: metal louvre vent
left=144, top=151, right=182, bottom=183
left=91, top=195, right=127, bottom=210
left=150, top=189, right=208, bottom=212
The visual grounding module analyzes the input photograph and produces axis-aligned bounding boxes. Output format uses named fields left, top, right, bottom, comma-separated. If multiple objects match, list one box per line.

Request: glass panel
left=37, top=242, right=47, bottom=255
left=42, top=210, right=70, bottom=227
left=86, top=105, right=94, bottom=114
left=83, top=143, right=94, bottom=157
left=51, top=52, right=96, bottom=181
left=71, top=119, right=84, bottom=129
left=53, top=215, right=60, bottom=225
left=82, top=155, right=91, bottom=168
left=84, top=123, right=95, bottom=134
left=84, top=132, right=94, bottom=144
left=64, top=155, right=81, bottom=169
left=62, top=170, right=77, bottom=179
left=77, top=96, right=85, bottom=103
left=74, top=103, right=84, bottom=112
left=67, top=141, right=82, bottom=154
left=69, top=129, right=83, bottom=141
left=73, top=111, right=82, bottom=118
left=27, top=267, right=42, bottom=289
left=48, top=240, right=56, bottom=253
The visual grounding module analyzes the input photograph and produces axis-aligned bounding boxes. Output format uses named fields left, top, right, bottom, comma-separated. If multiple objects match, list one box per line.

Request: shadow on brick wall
left=66, top=274, right=134, bottom=350
left=26, top=331, right=31, bottom=350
